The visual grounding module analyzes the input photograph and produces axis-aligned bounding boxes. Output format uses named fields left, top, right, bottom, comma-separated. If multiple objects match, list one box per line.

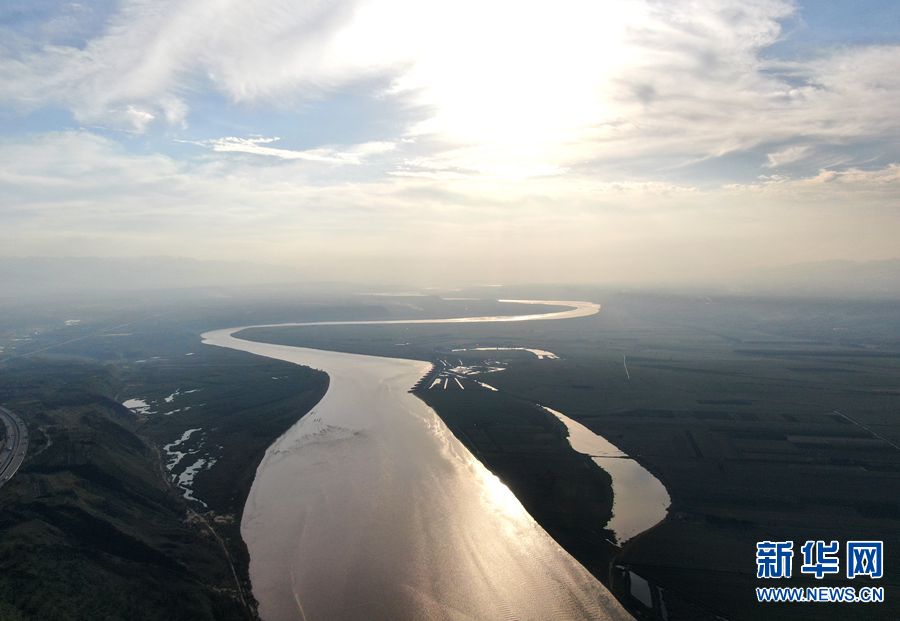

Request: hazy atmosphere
left=2, top=4, right=899, bottom=620
left=2, top=0, right=898, bottom=285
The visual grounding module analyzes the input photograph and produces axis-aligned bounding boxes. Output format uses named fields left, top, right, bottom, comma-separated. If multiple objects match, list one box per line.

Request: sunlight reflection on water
left=202, top=300, right=633, bottom=621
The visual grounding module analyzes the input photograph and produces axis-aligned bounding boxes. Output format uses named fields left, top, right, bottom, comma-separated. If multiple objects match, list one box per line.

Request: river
left=201, top=300, right=643, bottom=621
left=541, top=407, right=670, bottom=543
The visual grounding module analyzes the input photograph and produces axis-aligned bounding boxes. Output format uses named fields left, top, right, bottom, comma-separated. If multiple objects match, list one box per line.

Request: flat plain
left=0, top=287, right=897, bottom=620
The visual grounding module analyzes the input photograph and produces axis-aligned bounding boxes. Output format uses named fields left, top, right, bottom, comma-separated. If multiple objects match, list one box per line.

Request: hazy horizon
left=2, top=255, right=900, bottom=301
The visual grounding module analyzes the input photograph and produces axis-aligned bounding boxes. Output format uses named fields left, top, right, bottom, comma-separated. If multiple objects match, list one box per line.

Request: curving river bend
left=201, top=300, right=663, bottom=621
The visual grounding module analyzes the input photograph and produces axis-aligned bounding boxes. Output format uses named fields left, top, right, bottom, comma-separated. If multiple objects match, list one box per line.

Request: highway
left=0, top=406, right=27, bottom=488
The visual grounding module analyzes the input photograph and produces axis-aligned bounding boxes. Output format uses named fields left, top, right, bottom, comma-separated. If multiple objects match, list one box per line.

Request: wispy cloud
left=190, top=136, right=396, bottom=164
left=2, top=131, right=897, bottom=273
left=4, top=0, right=898, bottom=175
left=0, top=1, right=898, bottom=282
left=765, top=145, right=811, bottom=168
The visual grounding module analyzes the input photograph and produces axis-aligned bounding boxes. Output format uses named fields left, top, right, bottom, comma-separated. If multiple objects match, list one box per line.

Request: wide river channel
left=201, top=300, right=666, bottom=621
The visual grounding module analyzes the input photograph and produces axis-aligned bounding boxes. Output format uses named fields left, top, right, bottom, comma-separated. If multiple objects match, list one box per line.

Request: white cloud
left=765, top=145, right=810, bottom=168
left=124, top=105, right=156, bottom=133
left=195, top=136, right=396, bottom=164
left=2, top=0, right=898, bottom=178
left=1, top=3, right=899, bottom=283
left=2, top=131, right=898, bottom=283
left=741, top=163, right=900, bottom=191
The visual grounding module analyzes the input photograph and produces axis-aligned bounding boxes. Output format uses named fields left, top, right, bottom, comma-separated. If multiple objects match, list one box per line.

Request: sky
left=0, top=0, right=898, bottom=285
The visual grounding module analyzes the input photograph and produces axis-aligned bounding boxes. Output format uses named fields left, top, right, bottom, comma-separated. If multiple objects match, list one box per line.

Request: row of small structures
left=410, top=358, right=496, bottom=392
left=410, top=362, right=442, bottom=392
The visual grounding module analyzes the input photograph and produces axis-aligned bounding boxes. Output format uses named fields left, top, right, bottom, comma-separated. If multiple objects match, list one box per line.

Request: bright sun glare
left=345, top=0, right=640, bottom=178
